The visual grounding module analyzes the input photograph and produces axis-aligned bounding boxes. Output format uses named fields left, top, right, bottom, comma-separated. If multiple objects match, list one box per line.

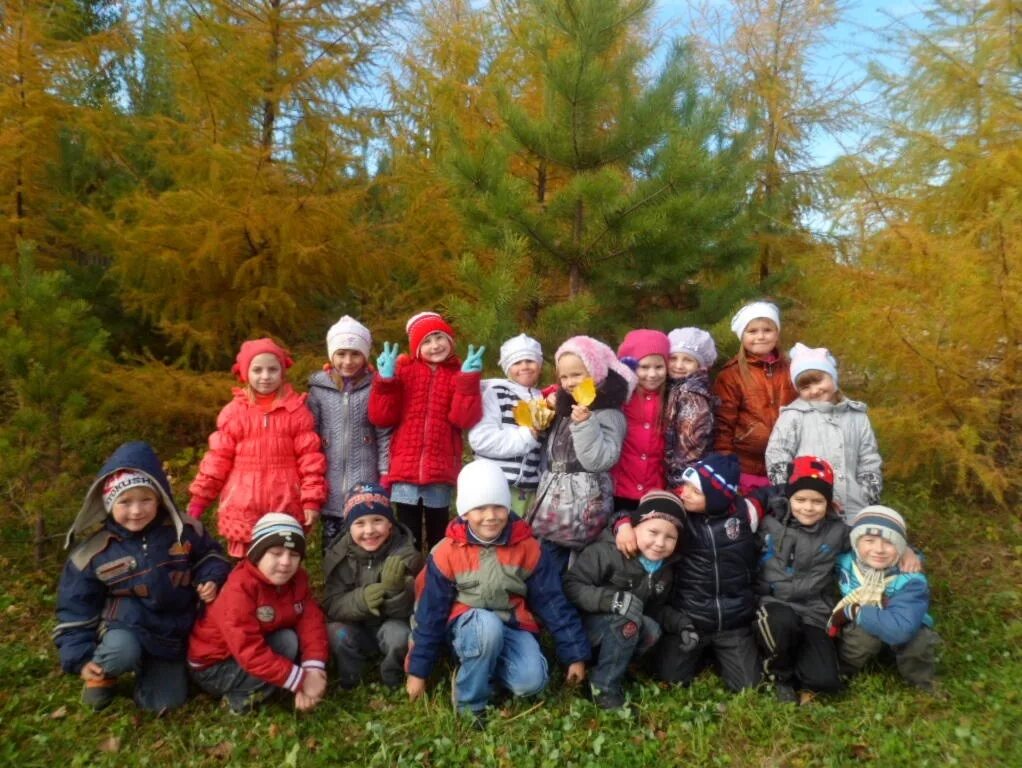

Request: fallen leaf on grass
left=205, top=741, right=234, bottom=761
left=268, top=723, right=281, bottom=738
left=849, top=743, right=872, bottom=760
left=99, top=736, right=121, bottom=753
left=49, top=706, right=68, bottom=719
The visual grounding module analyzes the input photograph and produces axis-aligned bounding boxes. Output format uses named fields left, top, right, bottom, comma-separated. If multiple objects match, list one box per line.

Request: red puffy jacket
left=189, top=385, right=327, bottom=554
left=368, top=355, right=482, bottom=487
left=610, top=387, right=667, bottom=501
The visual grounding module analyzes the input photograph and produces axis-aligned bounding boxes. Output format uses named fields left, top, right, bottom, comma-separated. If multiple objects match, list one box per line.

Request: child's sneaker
left=82, top=678, right=117, bottom=711
left=589, top=683, right=625, bottom=710
left=774, top=681, right=798, bottom=704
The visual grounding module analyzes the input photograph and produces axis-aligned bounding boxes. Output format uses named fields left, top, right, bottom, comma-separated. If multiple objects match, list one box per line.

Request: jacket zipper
left=341, top=389, right=351, bottom=492
left=419, top=366, right=436, bottom=483
left=708, top=517, right=723, bottom=632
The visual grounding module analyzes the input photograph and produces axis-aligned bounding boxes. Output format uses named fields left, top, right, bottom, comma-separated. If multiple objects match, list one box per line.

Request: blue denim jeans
left=92, top=628, right=189, bottom=711
left=449, top=609, right=549, bottom=714
left=584, top=613, right=661, bottom=695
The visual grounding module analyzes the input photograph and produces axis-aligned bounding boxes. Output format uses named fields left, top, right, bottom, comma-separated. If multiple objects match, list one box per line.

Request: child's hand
left=303, top=508, right=319, bottom=527
left=614, top=522, right=637, bottom=557
left=461, top=344, right=485, bottom=373
left=363, top=583, right=386, bottom=616
left=545, top=391, right=557, bottom=407
left=564, top=662, right=586, bottom=685
left=570, top=404, right=591, bottom=423
left=376, top=342, right=399, bottom=378
left=899, top=548, right=923, bottom=573
left=301, top=668, right=328, bottom=701
left=80, top=661, right=105, bottom=682
left=196, top=581, right=218, bottom=604
left=406, top=674, right=427, bottom=701
left=295, top=690, right=318, bottom=712
left=380, top=556, right=407, bottom=594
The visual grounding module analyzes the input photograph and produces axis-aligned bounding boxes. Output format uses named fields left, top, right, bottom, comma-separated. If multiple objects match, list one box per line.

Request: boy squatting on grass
left=406, top=459, right=589, bottom=726
left=188, top=514, right=330, bottom=713
left=54, top=441, right=231, bottom=712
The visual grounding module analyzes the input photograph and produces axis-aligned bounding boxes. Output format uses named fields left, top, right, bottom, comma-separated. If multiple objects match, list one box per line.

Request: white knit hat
left=668, top=327, right=718, bottom=369
left=498, top=333, right=543, bottom=376
left=326, top=315, right=372, bottom=359
left=730, top=301, right=781, bottom=340
left=456, top=460, right=511, bottom=517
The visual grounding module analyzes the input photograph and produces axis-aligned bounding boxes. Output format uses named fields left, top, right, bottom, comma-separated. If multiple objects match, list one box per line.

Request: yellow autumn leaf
left=572, top=377, right=597, bottom=407
left=531, top=398, right=556, bottom=430
left=513, top=400, right=535, bottom=428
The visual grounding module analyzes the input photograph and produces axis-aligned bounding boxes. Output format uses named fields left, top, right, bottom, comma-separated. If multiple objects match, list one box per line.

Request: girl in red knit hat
left=187, top=338, right=327, bottom=557
left=368, top=312, right=485, bottom=552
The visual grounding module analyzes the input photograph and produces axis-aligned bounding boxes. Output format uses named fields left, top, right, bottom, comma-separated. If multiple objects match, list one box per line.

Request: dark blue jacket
left=54, top=442, right=231, bottom=673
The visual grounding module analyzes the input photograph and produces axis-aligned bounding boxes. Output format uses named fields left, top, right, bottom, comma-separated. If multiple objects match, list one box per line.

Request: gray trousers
left=93, top=628, right=189, bottom=711
left=328, top=620, right=409, bottom=688
left=189, top=629, right=299, bottom=712
left=839, top=624, right=940, bottom=687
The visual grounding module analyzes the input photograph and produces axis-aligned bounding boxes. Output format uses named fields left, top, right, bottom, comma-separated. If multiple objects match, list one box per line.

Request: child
left=828, top=506, right=940, bottom=691
left=468, top=333, right=546, bottom=516
left=54, top=441, right=231, bottom=711
left=651, top=453, right=762, bottom=692
left=188, top=338, right=327, bottom=557
left=750, top=456, right=846, bottom=702
left=308, top=315, right=392, bottom=547
left=322, top=483, right=424, bottom=688
left=765, top=343, right=883, bottom=523
left=188, top=514, right=330, bottom=713
left=369, top=311, right=484, bottom=552
left=611, top=329, right=671, bottom=514
left=713, top=301, right=798, bottom=495
left=664, top=326, right=718, bottom=487
left=563, top=489, right=689, bottom=709
left=528, top=335, right=636, bottom=571
left=406, top=460, right=589, bottom=725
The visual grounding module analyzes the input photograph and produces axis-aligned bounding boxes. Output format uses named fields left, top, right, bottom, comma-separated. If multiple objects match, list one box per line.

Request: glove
left=679, top=627, right=700, bottom=653
left=379, top=556, right=407, bottom=594
left=609, top=591, right=645, bottom=628
left=363, top=583, right=386, bottom=616
left=376, top=342, right=399, bottom=379
left=826, top=603, right=859, bottom=638
left=461, top=344, right=485, bottom=373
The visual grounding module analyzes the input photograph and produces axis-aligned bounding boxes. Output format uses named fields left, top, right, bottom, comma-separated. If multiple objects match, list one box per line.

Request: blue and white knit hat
left=681, top=453, right=741, bottom=514
left=850, top=505, right=907, bottom=558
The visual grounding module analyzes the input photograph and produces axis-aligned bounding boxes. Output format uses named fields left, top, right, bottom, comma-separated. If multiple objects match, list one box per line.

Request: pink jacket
left=610, top=388, right=666, bottom=501
left=189, top=385, right=327, bottom=553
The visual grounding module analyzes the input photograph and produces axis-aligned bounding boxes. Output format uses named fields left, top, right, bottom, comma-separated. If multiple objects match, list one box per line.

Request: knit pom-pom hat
left=232, top=338, right=294, bottom=383
left=555, top=336, right=638, bottom=399
left=406, top=311, right=455, bottom=359
left=617, top=329, right=671, bottom=370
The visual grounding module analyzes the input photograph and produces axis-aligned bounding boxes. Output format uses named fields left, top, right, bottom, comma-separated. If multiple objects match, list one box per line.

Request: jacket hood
left=782, top=397, right=867, bottom=414
left=672, top=369, right=713, bottom=397
left=309, top=368, right=373, bottom=393
left=554, top=368, right=632, bottom=417
left=65, top=441, right=184, bottom=548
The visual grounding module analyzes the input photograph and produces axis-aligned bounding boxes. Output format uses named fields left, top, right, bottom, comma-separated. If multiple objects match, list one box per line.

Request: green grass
left=1, top=484, right=1020, bottom=766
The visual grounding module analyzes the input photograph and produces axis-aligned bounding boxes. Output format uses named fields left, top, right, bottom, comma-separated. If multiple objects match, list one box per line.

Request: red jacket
left=188, top=385, right=327, bottom=553
left=713, top=353, right=797, bottom=476
left=368, top=355, right=482, bottom=487
left=188, top=560, right=328, bottom=692
left=610, top=387, right=666, bottom=501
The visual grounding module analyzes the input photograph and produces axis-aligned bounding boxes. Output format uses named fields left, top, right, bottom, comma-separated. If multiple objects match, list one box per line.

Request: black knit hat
left=630, top=489, right=685, bottom=531
left=247, top=513, right=306, bottom=564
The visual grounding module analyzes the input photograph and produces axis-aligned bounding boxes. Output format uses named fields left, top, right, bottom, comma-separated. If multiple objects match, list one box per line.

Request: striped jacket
left=468, top=378, right=544, bottom=489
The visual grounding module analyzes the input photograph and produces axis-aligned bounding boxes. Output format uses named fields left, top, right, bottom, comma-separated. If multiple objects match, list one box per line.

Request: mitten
left=679, top=627, right=700, bottom=653
left=363, top=583, right=386, bottom=616
left=826, top=603, right=859, bottom=638
left=461, top=344, right=485, bottom=373
left=609, top=591, right=645, bottom=628
left=379, top=556, right=407, bottom=594
left=376, top=342, right=399, bottom=379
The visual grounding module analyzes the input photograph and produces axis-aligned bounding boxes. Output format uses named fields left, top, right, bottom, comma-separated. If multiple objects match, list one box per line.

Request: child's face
left=797, top=372, right=838, bottom=403
left=741, top=319, right=779, bottom=358
left=349, top=514, right=394, bottom=553
left=635, top=354, right=667, bottom=392
left=508, top=359, right=541, bottom=388
left=855, top=534, right=899, bottom=570
left=419, top=332, right=452, bottom=364
left=634, top=518, right=679, bottom=561
left=464, top=504, right=509, bottom=541
left=332, top=349, right=367, bottom=378
left=679, top=481, right=707, bottom=513
left=257, top=546, right=302, bottom=585
left=788, top=489, right=828, bottom=526
left=110, top=487, right=159, bottom=532
left=669, top=352, right=701, bottom=379
left=557, top=353, right=589, bottom=391
left=248, top=352, right=284, bottom=395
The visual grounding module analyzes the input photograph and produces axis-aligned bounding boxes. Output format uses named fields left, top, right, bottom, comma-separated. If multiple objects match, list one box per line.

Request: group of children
left=53, top=302, right=940, bottom=722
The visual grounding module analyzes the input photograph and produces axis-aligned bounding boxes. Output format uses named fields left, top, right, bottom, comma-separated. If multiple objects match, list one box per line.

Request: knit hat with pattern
left=681, top=453, right=741, bottom=514
left=406, top=311, right=455, bottom=359
left=247, top=513, right=307, bottom=564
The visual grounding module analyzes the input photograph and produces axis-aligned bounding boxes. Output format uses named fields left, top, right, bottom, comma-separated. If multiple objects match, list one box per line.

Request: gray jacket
left=307, top=370, right=391, bottom=518
left=765, top=397, right=882, bottom=522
